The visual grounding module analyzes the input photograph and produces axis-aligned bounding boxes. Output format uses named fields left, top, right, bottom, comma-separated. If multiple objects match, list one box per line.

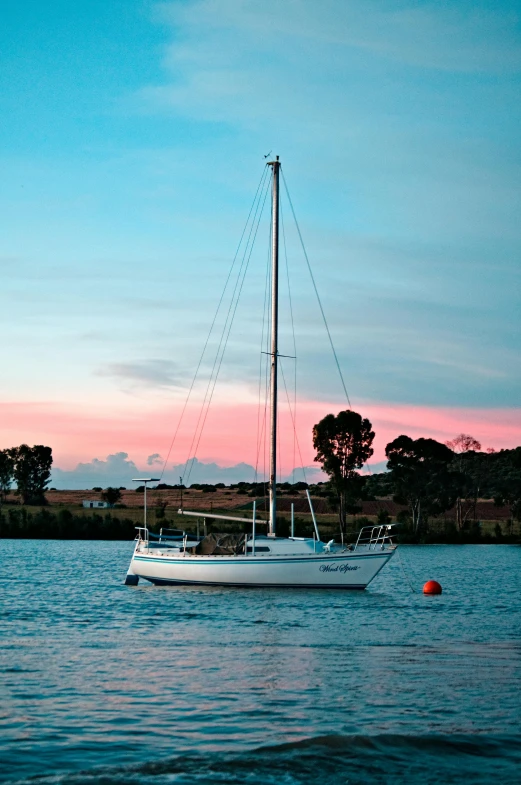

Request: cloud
left=49, top=450, right=325, bottom=489
left=146, top=0, right=521, bottom=133
left=287, top=465, right=326, bottom=484
left=98, top=359, right=183, bottom=389
left=52, top=452, right=140, bottom=490
left=168, top=457, right=256, bottom=485
left=153, top=458, right=326, bottom=485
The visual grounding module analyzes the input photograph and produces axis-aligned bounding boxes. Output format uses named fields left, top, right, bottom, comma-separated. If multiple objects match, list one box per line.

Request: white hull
left=128, top=546, right=395, bottom=589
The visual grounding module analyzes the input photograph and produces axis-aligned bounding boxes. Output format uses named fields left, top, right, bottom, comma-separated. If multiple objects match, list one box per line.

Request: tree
left=445, top=433, right=482, bottom=453
left=313, top=410, right=375, bottom=540
left=385, top=436, right=458, bottom=533
left=377, top=508, right=392, bottom=526
left=492, top=447, right=521, bottom=532
left=13, top=444, right=53, bottom=505
left=101, top=487, right=122, bottom=507
left=445, top=434, right=482, bottom=530
left=0, top=449, right=16, bottom=503
left=155, top=498, right=169, bottom=519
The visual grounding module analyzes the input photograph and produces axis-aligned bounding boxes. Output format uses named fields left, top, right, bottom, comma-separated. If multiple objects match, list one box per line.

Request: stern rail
left=353, top=524, right=396, bottom=551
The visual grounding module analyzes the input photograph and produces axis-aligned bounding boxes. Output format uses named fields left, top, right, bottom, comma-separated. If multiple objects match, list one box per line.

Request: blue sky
left=1, top=0, right=520, bottom=485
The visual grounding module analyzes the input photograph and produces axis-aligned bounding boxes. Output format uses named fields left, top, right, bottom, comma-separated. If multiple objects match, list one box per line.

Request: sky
left=1, top=0, right=520, bottom=488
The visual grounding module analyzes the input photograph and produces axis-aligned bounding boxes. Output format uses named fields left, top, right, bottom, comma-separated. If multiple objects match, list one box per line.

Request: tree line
left=312, top=410, right=521, bottom=538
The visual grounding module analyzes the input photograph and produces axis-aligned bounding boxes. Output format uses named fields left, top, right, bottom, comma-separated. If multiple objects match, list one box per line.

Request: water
left=1, top=542, right=520, bottom=784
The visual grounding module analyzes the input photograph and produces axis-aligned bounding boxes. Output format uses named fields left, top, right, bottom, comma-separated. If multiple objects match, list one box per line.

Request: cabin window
left=246, top=546, right=271, bottom=553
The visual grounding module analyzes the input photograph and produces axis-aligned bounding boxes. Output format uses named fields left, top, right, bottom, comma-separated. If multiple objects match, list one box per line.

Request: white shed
left=83, top=500, right=110, bottom=509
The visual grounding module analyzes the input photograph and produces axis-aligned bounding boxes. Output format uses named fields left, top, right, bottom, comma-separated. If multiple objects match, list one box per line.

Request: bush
left=0, top=508, right=136, bottom=540
left=377, top=508, right=392, bottom=526
left=275, top=517, right=290, bottom=537
left=352, top=516, right=372, bottom=527
left=101, top=487, right=122, bottom=506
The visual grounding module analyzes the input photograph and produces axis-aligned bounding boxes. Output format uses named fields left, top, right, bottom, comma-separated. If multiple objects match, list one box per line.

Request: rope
left=396, top=547, right=417, bottom=593
left=281, top=168, right=351, bottom=408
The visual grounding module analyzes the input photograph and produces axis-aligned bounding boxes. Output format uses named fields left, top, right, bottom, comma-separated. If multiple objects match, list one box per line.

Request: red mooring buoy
left=423, top=580, right=442, bottom=595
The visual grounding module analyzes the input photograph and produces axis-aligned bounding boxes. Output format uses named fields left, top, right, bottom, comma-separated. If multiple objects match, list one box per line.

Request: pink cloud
left=1, top=399, right=520, bottom=474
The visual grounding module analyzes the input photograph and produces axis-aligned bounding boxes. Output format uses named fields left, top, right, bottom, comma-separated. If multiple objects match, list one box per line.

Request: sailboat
left=125, top=157, right=397, bottom=589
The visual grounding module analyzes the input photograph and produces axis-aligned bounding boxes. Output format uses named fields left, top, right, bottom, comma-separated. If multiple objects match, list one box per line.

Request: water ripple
left=0, top=541, right=520, bottom=783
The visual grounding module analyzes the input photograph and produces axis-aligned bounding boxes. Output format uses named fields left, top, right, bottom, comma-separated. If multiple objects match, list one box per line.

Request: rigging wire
left=189, top=176, right=271, bottom=476
left=183, top=169, right=269, bottom=480
left=253, top=174, right=274, bottom=507
left=280, top=195, right=297, bottom=481
left=278, top=409, right=282, bottom=485
left=254, top=196, right=273, bottom=486
left=282, top=171, right=390, bottom=536
left=279, top=359, right=308, bottom=485
left=181, top=168, right=270, bottom=482
left=158, top=165, right=270, bottom=482
left=280, top=171, right=393, bottom=523
left=184, top=169, right=272, bottom=484
left=281, top=168, right=351, bottom=409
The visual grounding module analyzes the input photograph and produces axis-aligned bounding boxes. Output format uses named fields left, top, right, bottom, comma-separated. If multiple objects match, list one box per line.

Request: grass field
left=2, top=488, right=518, bottom=540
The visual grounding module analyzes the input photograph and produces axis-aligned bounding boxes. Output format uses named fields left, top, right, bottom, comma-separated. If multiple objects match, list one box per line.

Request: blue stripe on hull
left=133, top=553, right=388, bottom=566
left=143, top=576, right=367, bottom=589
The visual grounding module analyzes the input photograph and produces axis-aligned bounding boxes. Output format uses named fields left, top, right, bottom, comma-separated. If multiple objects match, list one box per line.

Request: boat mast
left=268, top=156, right=280, bottom=537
